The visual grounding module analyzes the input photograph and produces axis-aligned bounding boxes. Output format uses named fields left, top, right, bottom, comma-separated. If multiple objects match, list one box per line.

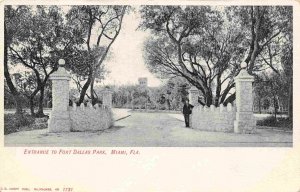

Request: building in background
left=138, top=77, right=148, bottom=88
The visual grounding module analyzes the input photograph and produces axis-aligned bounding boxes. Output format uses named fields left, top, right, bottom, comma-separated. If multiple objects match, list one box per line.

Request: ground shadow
left=102, top=125, right=125, bottom=133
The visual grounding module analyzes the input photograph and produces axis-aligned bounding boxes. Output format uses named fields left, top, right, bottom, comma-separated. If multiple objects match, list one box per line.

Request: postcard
left=1, top=0, right=299, bottom=191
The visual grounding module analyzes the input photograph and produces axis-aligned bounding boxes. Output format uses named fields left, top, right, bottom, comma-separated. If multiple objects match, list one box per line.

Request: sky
left=99, top=10, right=163, bottom=87
left=10, top=6, right=163, bottom=88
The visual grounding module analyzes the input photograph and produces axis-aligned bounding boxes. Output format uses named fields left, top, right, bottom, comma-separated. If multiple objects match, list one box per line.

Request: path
left=4, top=112, right=292, bottom=147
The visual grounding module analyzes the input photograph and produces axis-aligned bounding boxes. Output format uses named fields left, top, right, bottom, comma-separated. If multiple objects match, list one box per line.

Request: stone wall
left=189, top=63, right=256, bottom=134
left=191, top=104, right=235, bottom=132
left=69, top=103, right=114, bottom=132
left=48, top=59, right=114, bottom=133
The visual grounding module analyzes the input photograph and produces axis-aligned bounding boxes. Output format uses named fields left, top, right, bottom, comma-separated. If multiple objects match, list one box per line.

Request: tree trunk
left=215, top=74, right=222, bottom=107
left=166, top=98, right=171, bottom=110
left=90, top=76, right=95, bottom=104
left=13, top=94, right=23, bottom=115
left=288, top=79, right=293, bottom=120
left=4, top=21, right=24, bottom=114
left=258, top=99, right=262, bottom=114
left=29, top=96, right=35, bottom=116
left=205, top=91, right=213, bottom=107
left=223, top=93, right=236, bottom=106
left=36, top=86, right=45, bottom=117
left=273, top=95, right=277, bottom=120
left=78, top=75, right=92, bottom=105
left=4, top=56, right=23, bottom=114
left=28, top=88, right=40, bottom=116
left=246, top=7, right=262, bottom=75
left=220, top=83, right=235, bottom=104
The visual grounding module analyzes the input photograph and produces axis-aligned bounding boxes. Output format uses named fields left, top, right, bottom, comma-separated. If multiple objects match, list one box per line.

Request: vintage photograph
left=3, top=4, right=293, bottom=147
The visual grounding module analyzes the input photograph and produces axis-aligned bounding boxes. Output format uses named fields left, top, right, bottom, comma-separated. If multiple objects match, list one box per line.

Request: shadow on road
left=102, top=125, right=125, bottom=133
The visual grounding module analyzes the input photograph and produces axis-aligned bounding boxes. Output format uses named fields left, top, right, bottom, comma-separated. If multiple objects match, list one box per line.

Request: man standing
left=183, top=99, right=194, bottom=127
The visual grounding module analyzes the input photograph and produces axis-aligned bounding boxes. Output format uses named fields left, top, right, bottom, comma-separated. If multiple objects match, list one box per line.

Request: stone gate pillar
left=234, top=63, right=256, bottom=133
left=102, top=87, right=113, bottom=108
left=189, top=86, right=199, bottom=106
left=48, top=59, right=71, bottom=132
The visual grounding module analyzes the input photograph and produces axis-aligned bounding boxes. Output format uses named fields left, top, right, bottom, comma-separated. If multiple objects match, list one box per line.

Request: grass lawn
left=256, top=116, right=292, bottom=130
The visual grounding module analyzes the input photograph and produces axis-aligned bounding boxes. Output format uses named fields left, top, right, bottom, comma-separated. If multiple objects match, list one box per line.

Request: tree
left=69, top=56, right=109, bottom=104
left=247, top=6, right=293, bottom=119
left=140, top=6, right=244, bottom=106
left=227, top=6, right=292, bottom=74
left=281, top=44, right=293, bottom=119
left=266, top=73, right=287, bottom=119
left=158, top=77, right=189, bottom=110
left=13, top=72, right=38, bottom=115
left=6, top=5, right=76, bottom=117
left=131, top=86, right=150, bottom=109
left=4, top=5, right=31, bottom=114
left=140, top=6, right=292, bottom=107
left=66, top=5, right=128, bottom=105
left=279, top=17, right=293, bottom=120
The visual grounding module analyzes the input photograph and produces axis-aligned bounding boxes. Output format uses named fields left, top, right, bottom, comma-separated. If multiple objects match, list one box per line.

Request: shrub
left=31, top=117, right=49, bottom=130
left=257, top=116, right=292, bottom=129
left=4, top=113, right=35, bottom=135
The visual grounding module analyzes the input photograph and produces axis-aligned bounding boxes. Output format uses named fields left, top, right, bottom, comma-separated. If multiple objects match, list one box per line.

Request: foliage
left=5, top=5, right=128, bottom=112
left=4, top=113, right=35, bottom=135
left=5, top=5, right=72, bottom=116
left=253, top=70, right=289, bottom=118
left=7, top=5, right=67, bottom=72
left=65, top=5, right=128, bottom=104
left=4, top=82, right=27, bottom=109
left=151, top=77, right=189, bottom=110
left=110, top=77, right=189, bottom=110
left=257, top=116, right=292, bottom=129
left=226, top=6, right=292, bottom=72
left=139, top=5, right=292, bottom=108
left=140, top=6, right=245, bottom=106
